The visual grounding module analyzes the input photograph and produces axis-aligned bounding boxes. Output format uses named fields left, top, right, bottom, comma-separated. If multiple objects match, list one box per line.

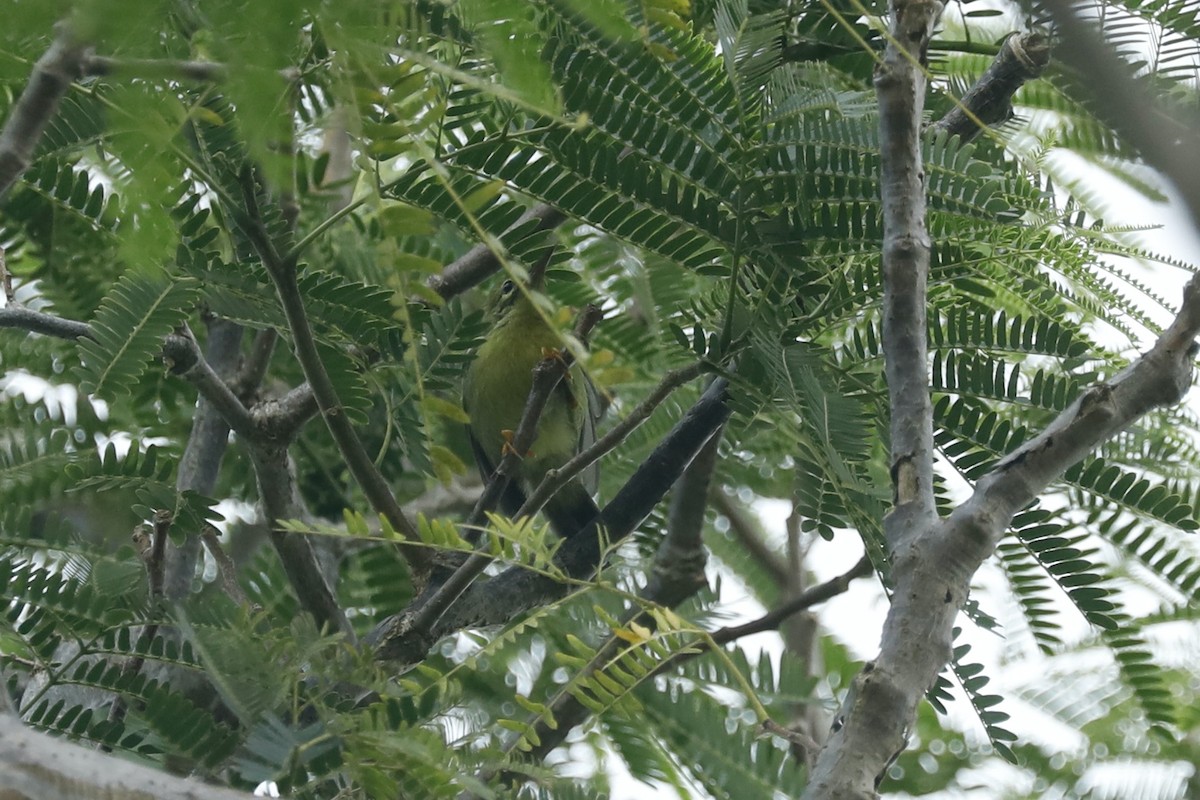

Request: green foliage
left=1, top=0, right=1199, bottom=797
left=75, top=274, right=200, bottom=400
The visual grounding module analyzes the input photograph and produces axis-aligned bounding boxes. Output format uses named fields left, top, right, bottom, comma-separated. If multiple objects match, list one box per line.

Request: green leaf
left=75, top=274, right=199, bottom=400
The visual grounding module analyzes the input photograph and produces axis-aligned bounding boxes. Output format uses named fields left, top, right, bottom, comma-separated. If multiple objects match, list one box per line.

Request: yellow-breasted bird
left=462, top=270, right=602, bottom=538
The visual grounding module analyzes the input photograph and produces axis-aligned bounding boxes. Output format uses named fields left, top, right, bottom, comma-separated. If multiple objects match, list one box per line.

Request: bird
left=462, top=264, right=602, bottom=539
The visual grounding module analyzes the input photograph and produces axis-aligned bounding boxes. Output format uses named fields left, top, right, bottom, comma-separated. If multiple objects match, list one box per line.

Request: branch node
left=1075, top=382, right=1115, bottom=422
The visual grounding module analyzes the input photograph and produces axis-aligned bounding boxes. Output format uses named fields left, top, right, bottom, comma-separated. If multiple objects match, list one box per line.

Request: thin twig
left=106, top=511, right=175, bottom=732
left=0, top=305, right=95, bottom=339
left=712, top=556, right=872, bottom=642
left=573, top=304, right=603, bottom=345
left=0, top=304, right=200, bottom=369
left=711, top=489, right=790, bottom=587
left=0, top=247, right=11, bottom=303
left=147, top=509, right=171, bottom=600
left=201, top=525, right=248, bottom=606
left=231, top=328, right=278, bottom=402
left=175, top=324, right=258, bottom=440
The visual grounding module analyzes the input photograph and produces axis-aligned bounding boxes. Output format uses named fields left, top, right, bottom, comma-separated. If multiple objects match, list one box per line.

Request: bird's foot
left=501, top=429, right=533, bottom=458
left=541, top=345, right=569, bottom=366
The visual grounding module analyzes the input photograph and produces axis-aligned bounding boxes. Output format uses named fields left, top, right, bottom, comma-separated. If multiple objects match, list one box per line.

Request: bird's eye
left=501, top=280, right=515, bottom=295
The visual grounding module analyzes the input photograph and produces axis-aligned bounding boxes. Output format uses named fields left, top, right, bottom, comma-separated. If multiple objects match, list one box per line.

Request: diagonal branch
left=711, top=488, right=790, bottom=587
left=519, top=361, right=705, bottom=520
left=427, top=204, right=566, bottom=300
left=0, top=26, right=87, bottom=199
left=931, top=31, right=1052, bottom=143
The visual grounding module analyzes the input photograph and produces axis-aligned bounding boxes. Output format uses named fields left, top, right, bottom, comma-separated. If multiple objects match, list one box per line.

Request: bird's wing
left=576, top=373, right=603, bottom=495
left=463, top=371, right=526, bottom=517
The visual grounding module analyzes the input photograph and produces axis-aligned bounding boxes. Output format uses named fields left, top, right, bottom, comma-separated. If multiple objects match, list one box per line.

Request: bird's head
left=486, top=276, right=525, bottom=325
left=486, top=249, right=552, bottom=328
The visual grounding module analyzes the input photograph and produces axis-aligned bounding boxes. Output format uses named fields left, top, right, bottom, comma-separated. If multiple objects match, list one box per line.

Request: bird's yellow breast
left=465, top=298, right=582, bottom=476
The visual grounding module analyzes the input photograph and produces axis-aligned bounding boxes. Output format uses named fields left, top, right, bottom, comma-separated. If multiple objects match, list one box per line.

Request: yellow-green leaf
left=423, top=396, right=471, bottom=424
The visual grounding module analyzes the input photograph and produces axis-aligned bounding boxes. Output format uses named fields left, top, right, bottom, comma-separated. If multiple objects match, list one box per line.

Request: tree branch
left=0, top=305, right=261, bottom=440
left=931, top=31, right=1052, bottom=143
left=0, top=27, right=86, bottom=199
left=655, top=420, right=721, bottom=603
left=710, top=489, right=791, bottom=587
left=175, top=325, right=258, bottom=440
left=249, top=441, right=353, bottom=637
left=427, top=204, right=566, bottom=300
left=230, top=328, right=278, bottom=402
left=0, top=305, right=92, bottom=339
left=0, top=715, right=255, bottom=800
left=235, top=168, right=430, bottom=578
left=106, top=510, right=173, bottom=731
left=167, top=318, right=245, bottom=599
left=201, top=524, right=248, bottom=606
left=519, top=361, right=706, bottom=519
left=803, top=0, right=945, bottom=794
left=807, top=275, right=1200, bottom=798
left=82, top=55, right=229, bottom=82
left=876, top=0, right=942, bottom=547
left=722, top=556, right=873, bottom=643
left=254, top=381, right=320, bottom=440
left=804, top=9, right=1200, bottom=788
